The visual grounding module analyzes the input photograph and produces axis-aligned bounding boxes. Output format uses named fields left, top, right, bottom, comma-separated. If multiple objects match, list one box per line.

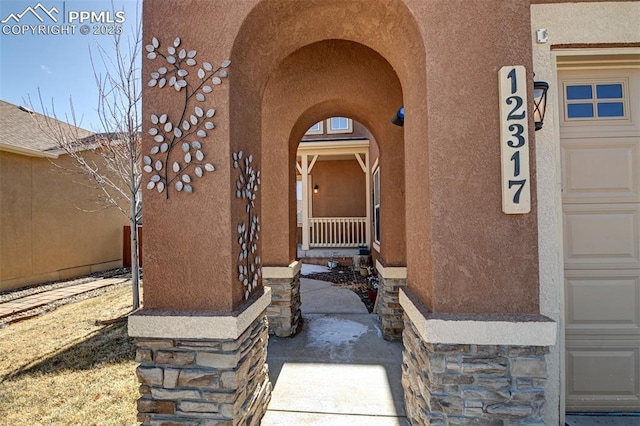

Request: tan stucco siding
left=311, top=159, right=366, bottom=218
left=0, top=151, right=126, bottom=291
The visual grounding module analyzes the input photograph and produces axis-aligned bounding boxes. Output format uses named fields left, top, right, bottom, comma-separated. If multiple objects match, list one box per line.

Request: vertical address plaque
left=499, top=65, right=530, bottom=214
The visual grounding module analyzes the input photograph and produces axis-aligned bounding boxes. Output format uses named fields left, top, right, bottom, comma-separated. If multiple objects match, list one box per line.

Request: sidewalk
left=0, top=277, right=129, bottom=321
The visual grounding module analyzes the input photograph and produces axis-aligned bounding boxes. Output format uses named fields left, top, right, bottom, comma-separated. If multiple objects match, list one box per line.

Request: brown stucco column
left=129, top=2, right=271, bottom=424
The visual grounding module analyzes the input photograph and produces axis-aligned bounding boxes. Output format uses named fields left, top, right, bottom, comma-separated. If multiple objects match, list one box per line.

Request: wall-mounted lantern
left=391, top=106, right=404, bottom=127
left=313, top=184, right=319, bottom=194
left=533, top=80, right=549, bottom=131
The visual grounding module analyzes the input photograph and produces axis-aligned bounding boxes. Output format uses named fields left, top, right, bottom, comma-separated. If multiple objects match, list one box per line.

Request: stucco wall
left=531, top=2, right=640, bottom=424
left=311, top=159, right=366, bottom=218
left=0, top=151, right=126, bottom=291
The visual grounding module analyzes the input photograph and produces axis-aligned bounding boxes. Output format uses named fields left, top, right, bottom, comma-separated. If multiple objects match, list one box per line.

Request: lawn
left=0, top=285, right=139, bottom=425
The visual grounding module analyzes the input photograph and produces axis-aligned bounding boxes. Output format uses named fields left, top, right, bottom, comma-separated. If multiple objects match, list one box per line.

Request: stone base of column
left=128, top=288, right=272, bottom=426
left=262, top=261, right=302, bottom=337
left=376, top=260, right=407, bottom=341
left=399, top=288, right=556, bottom=425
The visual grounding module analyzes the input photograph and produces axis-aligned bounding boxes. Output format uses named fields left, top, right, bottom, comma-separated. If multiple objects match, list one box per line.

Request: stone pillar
left=400, top=288, right=556, bottom=425
left=262, top=261, right=302, bottom=337
left=128, top=289, right=272, bottom=426
left=376, top=260, right=407, bottom=341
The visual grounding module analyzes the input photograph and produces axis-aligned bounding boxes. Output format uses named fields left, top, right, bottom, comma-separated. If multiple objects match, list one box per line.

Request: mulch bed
left=303, top=266, right=376, bottom=313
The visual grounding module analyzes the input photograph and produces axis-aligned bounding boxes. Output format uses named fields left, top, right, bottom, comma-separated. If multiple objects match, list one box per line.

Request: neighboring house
left=296, top=117, right=373, bottom=254
left=0, top=99, right=127, bottom=292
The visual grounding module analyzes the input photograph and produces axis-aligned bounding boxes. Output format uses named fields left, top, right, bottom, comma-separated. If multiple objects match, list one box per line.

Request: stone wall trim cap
left=262, top=261, right=301, bottom=279
left=400, top=288, right=556, bottom=346
left=128, top=287, right=271, bottom=340
left=376, top=259, right=407, bottom=279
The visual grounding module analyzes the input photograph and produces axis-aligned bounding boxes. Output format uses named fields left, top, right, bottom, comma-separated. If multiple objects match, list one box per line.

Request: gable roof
left=0, top=99, right=93, bottom=158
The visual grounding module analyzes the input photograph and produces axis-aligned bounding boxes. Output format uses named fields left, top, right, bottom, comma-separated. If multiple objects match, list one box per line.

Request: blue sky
left=0, top=0, right=141, bottom=131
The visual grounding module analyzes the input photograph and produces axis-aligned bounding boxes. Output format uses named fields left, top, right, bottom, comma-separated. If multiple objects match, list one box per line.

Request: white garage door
left=561, top=65, right=640, bottom=412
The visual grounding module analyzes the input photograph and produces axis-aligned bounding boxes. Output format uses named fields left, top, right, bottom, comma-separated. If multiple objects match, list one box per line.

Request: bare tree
left=30, top=24, right=142, bottom=310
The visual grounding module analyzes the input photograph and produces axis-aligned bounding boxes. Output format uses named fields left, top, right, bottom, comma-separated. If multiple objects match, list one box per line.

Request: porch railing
left=309, top=217, right=367, bottom=248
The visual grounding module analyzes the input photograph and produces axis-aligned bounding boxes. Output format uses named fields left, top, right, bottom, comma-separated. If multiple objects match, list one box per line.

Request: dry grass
left=0, top=285, right=138, bottom=425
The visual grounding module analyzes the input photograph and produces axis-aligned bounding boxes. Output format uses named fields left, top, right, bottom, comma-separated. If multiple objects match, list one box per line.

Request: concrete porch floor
left=263, top=278, right=409, bottom=425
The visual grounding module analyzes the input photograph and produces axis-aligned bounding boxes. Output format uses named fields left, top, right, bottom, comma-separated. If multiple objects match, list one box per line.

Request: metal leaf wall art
left=234, top=151, right=262, bottom=300
left=144, top=36, right=230, bottom=197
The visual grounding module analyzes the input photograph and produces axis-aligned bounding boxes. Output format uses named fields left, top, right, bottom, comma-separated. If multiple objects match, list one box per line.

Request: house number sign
left=499, top=65, right=530, bottom=214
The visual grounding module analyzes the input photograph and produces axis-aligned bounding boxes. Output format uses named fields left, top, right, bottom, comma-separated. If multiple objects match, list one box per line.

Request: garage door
left=562, top=66, right=640, bottom=412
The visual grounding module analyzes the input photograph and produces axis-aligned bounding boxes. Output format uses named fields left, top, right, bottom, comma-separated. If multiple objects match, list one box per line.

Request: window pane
left=566, top=85, right=593, bottom=100
left=308, top=122, right=321, bottom=132
left=597, top=102, right=624, bottom=118
left=330, top=117, right=349, bottom=130
left=596, top=84, right=623, bottom=99
left=567, top=103, right=594, bottom=119
left=374, top=207, right=380, bottom=243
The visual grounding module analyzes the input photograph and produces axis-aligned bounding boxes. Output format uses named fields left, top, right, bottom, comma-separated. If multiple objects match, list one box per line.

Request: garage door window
left=565, top=82, right=626, bottom=120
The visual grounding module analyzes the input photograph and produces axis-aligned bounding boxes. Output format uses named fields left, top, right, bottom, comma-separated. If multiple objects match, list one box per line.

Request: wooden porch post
left=301, top=153, right=310, bottom=250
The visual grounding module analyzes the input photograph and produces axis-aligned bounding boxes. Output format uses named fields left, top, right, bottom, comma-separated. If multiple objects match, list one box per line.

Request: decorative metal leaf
left=190, top=115, right=198, bottom=125
left=179, top=49, right=186, bottom=59
left=191, top=141, right=202, bottom=149
left=159, top=78, right=166, bottom=88
left=175, top=181, right=183, bottom=191
left=187, top=50, right=196, bottom=58
left=151, top=114, right=159, bottom=124
left=184, top=184, right=193, bottom=194
left=145, top=44, right=154, bottom=52
left=194, top=106, right=203, bottom=117
left=173, top=162, right=180, bottom=173
left=182, top=121, right=190, bottom=131
left=173, top=37, right=180, bottom=47
left=150, top=175, right=161, bottom=182
left=196, top=93, right=205, bottom=102
left=174, top=128, right=182, bottom=138
left=160, top=143, right=168, bottom=153
left=159, top=114, right=167, bottom=124
left=157, top=182, right=165, bottom=193
left=206, top=109, right=215, bottom=118
left=184, top=152, right=192, bottom=163
left=203, top=85, right=212, bottom=93
left=205, top=122, right=214, bottom=130
left=147, top=52, right=157, bottom=60
left=219, top=70, right=228, bottom=78
left=203, top=62, right=212, bottom=71
left=195, top=150, right=204, bottom=161
left=151, top=72, right=159, bottom=79
left=167, top=46, right=176, bottom=55
left=155, top=160, right=162, bottom=171
left=150, top=146, right=159, bottom=154
left=152, top=37, right=159, bottom=48
left=177, top=69, right=188, bottom=77
left=212, top=77, right=221, bottom=85
left=177, top=79, right=187, bottom=88
left=143, top=156, right=152, bottom=165
left=197, top=68, right=206, bottom=79
left=195, top=166, right=203, bottom=177
left=164, top=122, right=172, bottom=132
left=148, top=79, right=157, bottom=87
left=182, top=143, right=190, bottom=152
left=143, top=165, right=153, bottom=173
left=149, top=128, right=158, bottom=136
left=166, top=56, right=176, bottom=64
left=147, top=181, right=155, bottom=190
left=221, top=60, right=231, bottom=68
left=186, top=58, right=196, bottom=66
left=158, top=67, right=167, bottom=74
left=154, top=135, right=164, bottom=143
left=196, top=130, right=206, bottom=138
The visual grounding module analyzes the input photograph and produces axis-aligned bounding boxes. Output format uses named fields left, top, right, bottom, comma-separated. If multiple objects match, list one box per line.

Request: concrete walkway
left=263, top=278, right=409, bottom=425
left=0, top=277, right=128, bottom=319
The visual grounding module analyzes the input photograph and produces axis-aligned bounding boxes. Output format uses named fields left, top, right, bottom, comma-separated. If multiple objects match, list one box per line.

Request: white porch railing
left=309, top=217, right=367, bottom=248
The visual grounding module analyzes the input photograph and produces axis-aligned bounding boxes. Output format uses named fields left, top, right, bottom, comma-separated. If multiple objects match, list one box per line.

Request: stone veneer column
left=262, top=261, right=302, bottom=337
left=128, top=289, right=272, bottom=426
left=399, top=288, right=556, bottom=425
left=376, top=260, right=407, bottom=340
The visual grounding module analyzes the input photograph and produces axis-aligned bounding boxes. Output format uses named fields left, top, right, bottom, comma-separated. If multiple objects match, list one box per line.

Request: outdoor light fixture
left=533, top=80, right=549, bottom=131
left=313, top=185, right=319, bottom=194
left=391, top=106, right=404, bottom=127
